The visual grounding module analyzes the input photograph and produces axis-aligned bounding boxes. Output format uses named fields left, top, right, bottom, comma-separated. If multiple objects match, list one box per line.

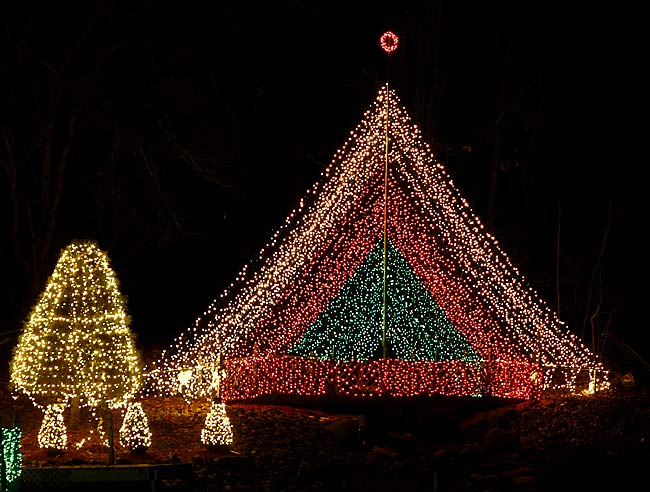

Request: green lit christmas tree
left=290, top=240, right=479, bottom=362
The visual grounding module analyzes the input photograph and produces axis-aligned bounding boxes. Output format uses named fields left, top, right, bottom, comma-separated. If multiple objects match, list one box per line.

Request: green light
left=1, top=427, right=22, bottom=488
left=290, top=239, right=480, bottom=362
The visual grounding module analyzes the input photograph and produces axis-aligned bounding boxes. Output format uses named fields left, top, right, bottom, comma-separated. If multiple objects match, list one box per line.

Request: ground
left=2, top=381, right=649, bottom=492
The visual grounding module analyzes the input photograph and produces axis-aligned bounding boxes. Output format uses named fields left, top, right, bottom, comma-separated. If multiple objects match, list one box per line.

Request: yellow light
left=38, top=404, right=67, bottom=450
left=10, top=240, right=150, bottom=449
left=119, top=401, right=152, bottom=451
left=201, top=401, right=233, bottom=447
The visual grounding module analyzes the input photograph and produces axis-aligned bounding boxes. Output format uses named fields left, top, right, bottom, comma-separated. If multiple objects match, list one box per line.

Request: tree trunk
left=556, top=199, right=561, bottom=317
left=70, top=396, right=81, bottom=430
left=107, top=410, right=115, bottom=465
left=415, top=0, right=444, bottom=147
left=521, top=69, right=544, bottom=274
left=488, top=33, right=513, bottom=230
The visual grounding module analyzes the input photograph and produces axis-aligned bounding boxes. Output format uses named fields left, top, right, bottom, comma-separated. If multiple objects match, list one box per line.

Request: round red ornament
left=380, top=31, right=399, bottom=53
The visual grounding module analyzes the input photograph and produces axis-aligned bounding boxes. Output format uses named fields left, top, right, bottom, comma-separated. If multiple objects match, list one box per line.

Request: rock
left=458, top=406, right=515, bottom=441
left=536, top=444, right=606, bottom=491
left=512, top=474, right=535, bottom=491
left=480, top=427, right=517, bottom=454
left=385, top=431, right=418, bottom=454
left=325, top=417, right=362, bottom=448
left=458, top=443, right=480, bottom=463
left=367, top=445, right=399, bottom=461
left=432, top=447, right=452, bottom=460
left=501, top=466, right=534, bottom=478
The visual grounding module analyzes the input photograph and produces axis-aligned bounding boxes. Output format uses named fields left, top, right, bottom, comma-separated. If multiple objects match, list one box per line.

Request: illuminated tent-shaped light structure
left=147, top=86, right=608, bottom=401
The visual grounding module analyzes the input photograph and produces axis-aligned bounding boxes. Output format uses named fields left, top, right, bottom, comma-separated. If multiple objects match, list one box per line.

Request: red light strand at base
left=219, top=356, right=544, bottom=401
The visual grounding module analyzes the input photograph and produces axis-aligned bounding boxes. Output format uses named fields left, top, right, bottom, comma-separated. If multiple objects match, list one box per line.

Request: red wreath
left=380, top=31, right=399, bottom=53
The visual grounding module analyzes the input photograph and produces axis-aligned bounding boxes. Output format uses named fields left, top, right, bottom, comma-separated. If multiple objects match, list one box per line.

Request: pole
left=382, top=76, right=389, bottom=359
left=379, top=31, right=398, bottom=358
left=107, top=410, right=115, bottom=465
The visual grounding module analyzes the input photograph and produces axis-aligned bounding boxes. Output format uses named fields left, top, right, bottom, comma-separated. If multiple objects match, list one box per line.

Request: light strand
left=146, top=86, right=608, bottom=400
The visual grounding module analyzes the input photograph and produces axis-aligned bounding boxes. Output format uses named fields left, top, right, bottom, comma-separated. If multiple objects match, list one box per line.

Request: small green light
left=1, top=427, right=22, bottom=487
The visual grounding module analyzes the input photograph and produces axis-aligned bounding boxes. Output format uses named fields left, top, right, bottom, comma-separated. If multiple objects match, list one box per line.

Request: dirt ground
left=2, top=381, right=650, bottom=492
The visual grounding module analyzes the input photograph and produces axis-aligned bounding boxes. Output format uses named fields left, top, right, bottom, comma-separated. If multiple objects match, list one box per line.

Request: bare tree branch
left=581, top=201, right=611, bottom=340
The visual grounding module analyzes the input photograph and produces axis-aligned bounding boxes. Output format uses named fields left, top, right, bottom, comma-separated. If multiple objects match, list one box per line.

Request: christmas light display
left=380, top=31, right=399, bottom=53
left=1, top=427, right=22, bottom=488
left=119, top=402, right=152, bottom=452
left=147, top=86, right=608, bottom=401
left=201, top=402, right=233, bottom=447
left=289, top=239, right=480, bottom=362
left=38, top=404, right=67, bottom=451
left=10, top=240, right=147, bottom=448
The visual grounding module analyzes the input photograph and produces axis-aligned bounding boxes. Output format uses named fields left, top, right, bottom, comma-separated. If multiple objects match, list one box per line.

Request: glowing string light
left=10, top=240, right=149, bottom=449
left=147, top=86, right=608, bottom=401
left=38, top=404, right=67, bottom=451
left=201, top=402, right=233, bottom=447
left=1, top=426, right=22, bottom=486
left=380, top=31, right=399, bottom=54
left=290, top=239, right=480, bottom=362
left=119, top=401, right=152, bottom=452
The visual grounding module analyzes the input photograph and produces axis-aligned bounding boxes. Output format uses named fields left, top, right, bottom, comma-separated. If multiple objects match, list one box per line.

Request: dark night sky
left=1, top=2, right=628, bottom=365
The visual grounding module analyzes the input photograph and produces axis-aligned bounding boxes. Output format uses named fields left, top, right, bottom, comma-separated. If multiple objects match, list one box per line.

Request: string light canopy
left=147, top=85, right=608, bottom=402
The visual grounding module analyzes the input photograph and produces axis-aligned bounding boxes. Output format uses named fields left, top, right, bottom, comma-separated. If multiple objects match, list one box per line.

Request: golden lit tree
left=37, top=404, right=67, bottom=451
left=10, top=240, right=144, bottom=446
left=119, top=402, right=152, bottom=452
left=200, top=401, right=233, bottom=447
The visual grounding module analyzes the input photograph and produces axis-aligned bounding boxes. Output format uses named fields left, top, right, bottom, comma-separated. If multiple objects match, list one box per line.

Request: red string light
left=220, top=356, right=542, bottom=401
left=380, top=31, right=399, bottom=53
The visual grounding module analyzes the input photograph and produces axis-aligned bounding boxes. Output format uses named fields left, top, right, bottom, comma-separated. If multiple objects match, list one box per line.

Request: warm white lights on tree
left=119, top=402, right=152, bottom=452
left=10, top=240, right=148, bottom=449
left=200, top=402, right=233, bottom=447
left=38, top=404, right=67, bottom=451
